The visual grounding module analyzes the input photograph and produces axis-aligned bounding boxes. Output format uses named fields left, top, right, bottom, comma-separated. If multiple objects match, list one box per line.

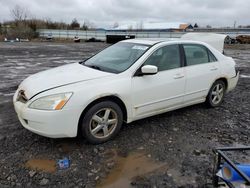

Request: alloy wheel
left=89, top=108, right=118, bottom=139
left=211, top=83, right=224, bottom=105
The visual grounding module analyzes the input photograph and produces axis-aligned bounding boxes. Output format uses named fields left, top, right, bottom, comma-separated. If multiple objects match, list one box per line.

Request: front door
left=131, top=44, right=186, bottom=119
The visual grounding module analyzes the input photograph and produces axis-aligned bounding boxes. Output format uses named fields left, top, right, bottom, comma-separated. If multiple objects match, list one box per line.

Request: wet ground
left=0, top=42, right=249, bottom=188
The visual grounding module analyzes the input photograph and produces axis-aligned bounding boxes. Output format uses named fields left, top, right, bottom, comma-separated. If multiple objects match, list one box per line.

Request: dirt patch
left=25, top=159, right=56, bottom=173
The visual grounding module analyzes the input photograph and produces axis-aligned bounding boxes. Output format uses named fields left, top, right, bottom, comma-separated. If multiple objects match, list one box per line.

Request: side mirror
left=141, top=65, right=158, bottom=75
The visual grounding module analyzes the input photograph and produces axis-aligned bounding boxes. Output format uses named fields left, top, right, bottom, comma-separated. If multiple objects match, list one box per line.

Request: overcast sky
left=0, top=0, right=249, bottom=28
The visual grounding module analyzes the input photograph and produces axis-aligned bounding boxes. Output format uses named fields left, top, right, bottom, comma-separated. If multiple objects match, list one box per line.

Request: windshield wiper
left=89, top=65, right=101, bottom=70
left=79, top=61, right=102, bottom=71
left=85, top=64, right=102, bottom=71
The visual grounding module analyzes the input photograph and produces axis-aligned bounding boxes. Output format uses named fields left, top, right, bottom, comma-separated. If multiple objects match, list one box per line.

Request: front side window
left=144, top=44, right=181, bottom=71
left=83, top=42, right=150, bottom=73
left=183, top=44, right=210, bottom=66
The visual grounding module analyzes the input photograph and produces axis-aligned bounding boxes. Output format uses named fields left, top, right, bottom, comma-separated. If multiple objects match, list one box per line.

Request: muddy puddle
left=24, top=141, right=78, bottom=173
left=25, top=159, right=56, bottom=173
left=97, top=150, right=166, bottom=188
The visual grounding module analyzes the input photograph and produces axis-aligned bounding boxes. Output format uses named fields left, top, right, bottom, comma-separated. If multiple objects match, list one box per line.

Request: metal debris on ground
left=213, top=146, right=250, bottom=188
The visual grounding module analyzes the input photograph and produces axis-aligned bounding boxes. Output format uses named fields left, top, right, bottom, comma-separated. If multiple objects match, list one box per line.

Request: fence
left=37, top=29, right=250, bottom=41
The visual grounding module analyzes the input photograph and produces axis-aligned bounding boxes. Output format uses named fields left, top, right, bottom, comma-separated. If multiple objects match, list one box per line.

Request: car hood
left=19, top=63, right=112, bottom=99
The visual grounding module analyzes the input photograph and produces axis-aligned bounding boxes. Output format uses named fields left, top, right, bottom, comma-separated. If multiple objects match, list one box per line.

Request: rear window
left=183, top=44, right=217, bottom=66
left=208, top=50, right=217, bottom=62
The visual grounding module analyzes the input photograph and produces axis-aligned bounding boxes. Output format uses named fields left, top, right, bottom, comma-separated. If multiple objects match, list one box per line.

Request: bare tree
left=113, top=22, right=119, bottom=28
left=10, top=5, right=28, bottom=22
left=194, top=23, right=199, bottom=28
left=70, top=18, right=80, bottom=29
left=137, top=20, right=144, bottom=30
left=82, top=20, right=89, bottom=30
left=82, top=19, right=95, bottom=30
left=206, top=25, right=212, bottom=29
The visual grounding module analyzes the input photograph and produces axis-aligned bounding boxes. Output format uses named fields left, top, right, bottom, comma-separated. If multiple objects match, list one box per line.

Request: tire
left=81, top=101, right=123, bottom=144
left=206, top=80, right=226, bottom=107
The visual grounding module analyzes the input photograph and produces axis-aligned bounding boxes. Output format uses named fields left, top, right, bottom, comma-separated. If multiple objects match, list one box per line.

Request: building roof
left=113, top=22, right=191, bottom=30
left=179, top=24, right=190, bottom=30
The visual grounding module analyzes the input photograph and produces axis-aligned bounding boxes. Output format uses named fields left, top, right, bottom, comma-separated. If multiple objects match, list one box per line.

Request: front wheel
left=206, top=80, right=226, bottom=107
left=80, top=101, right=123, bottom=144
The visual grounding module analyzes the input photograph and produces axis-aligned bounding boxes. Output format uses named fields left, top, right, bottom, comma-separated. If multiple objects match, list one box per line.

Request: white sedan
left=13, top=33, right=239, bottom=144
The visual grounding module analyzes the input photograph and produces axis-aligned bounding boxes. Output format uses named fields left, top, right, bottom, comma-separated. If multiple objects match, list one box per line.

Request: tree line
left=0, top=5, right=94, bottom=39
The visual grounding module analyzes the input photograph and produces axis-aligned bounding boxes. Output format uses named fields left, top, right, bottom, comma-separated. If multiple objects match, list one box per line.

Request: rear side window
left=183, top=44, right=210, bottom=66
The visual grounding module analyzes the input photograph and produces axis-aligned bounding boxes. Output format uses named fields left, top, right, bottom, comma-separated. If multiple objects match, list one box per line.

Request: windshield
left=83, top=42, right=150, bottom=73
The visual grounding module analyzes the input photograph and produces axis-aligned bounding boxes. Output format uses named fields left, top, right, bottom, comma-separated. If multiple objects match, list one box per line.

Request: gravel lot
left=0, top=42, right=249, bottom=188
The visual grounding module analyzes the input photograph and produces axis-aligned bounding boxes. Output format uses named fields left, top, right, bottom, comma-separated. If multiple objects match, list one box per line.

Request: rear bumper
left=227, top=71, right=239, bottom=92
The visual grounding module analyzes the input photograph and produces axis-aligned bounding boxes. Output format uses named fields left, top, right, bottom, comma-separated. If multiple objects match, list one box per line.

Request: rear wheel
left=206, top=80, right=226, bottom=107
left=81, top=101, right=123, bottom=144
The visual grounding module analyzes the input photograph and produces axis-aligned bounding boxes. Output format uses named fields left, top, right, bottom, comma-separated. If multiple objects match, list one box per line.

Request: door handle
left=210, top=67, right=218, bottom=71
left=174, top=74, right=184, bottom=79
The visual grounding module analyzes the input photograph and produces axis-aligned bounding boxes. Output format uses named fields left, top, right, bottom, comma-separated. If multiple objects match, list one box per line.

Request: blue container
left=222, top=163, right=250, bottom=182
left=58, top=158, right=70, bottom=169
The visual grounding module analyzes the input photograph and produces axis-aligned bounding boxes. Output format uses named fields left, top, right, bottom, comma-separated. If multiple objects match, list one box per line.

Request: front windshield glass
left=83, top=42, right=150, bottom=73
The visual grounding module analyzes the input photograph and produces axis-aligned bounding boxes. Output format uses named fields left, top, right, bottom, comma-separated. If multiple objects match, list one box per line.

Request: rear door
left=182, top=44, right=220, bottom=103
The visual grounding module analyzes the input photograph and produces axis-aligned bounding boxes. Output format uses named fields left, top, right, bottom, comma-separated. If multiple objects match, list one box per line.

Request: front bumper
left=227, top=71, right=240, bottom=92
left=13, top=100, right=80, bottom=138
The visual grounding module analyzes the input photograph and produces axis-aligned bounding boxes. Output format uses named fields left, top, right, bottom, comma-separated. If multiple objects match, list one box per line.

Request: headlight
left=29, top=92, right=73, bottom=110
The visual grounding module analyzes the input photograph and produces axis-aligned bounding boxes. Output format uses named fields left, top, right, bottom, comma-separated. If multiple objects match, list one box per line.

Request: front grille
left=17, top=90, right=28, bottom=103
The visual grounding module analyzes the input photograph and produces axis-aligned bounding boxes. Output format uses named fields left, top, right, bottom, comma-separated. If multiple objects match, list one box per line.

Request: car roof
left=120, top=33, right=226, bottom=53
left=121, top=38, right=181, bottom=45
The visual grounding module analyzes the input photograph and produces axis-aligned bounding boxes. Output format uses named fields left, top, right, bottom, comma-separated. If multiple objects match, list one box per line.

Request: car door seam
left=134, top=88, right=208, bottom=109
left=184, top=89, right=208, bottom=96
left=134, top=94, right=184, bottom=109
